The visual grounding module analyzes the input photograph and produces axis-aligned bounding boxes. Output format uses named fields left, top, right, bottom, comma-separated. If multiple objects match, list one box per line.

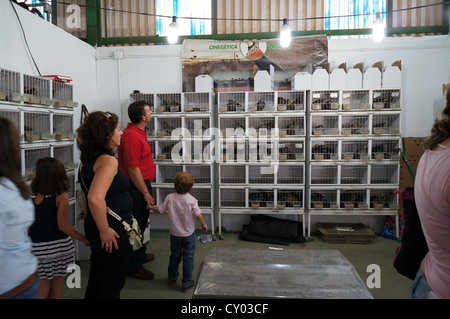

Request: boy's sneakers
left=182, top=280, right=195, bottom=292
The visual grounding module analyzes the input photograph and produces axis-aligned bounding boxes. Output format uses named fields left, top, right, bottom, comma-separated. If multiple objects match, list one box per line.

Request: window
left=156, top=0, right=212, bottom=36
left=324, top=0, right=386, bottom=38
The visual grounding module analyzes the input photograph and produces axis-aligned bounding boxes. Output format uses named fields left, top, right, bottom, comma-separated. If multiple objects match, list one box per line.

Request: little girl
left=29, top=157, right=89, bottom=299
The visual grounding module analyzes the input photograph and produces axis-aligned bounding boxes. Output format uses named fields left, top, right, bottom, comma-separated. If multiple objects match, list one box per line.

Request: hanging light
left=280, top=18, right=291, bottom=48
left=372, top=12, right=385, bottom=42
left=167, top=16, right=179, bottom=44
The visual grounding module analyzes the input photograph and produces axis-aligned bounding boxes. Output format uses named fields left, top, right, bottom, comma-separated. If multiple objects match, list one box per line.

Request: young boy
left=149, top=172, right=207, bottom=291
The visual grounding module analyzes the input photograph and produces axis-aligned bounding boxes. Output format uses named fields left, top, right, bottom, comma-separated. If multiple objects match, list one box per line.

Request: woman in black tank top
left=77, top=111, right=133, bottom=299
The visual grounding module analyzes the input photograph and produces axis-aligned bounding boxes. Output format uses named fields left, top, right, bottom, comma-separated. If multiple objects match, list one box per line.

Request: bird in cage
left=256, top=98, right=265, bottom=111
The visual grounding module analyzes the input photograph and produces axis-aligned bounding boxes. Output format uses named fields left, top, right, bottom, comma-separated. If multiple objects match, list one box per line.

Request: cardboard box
left=330, top=63, right=347, bottom=90
left=363, top=61, right=383, bottom=89
left=347, top=62, right=363, bottom=89
left=399, top=137, right=425, bottom=189
left=195, top=74, right=214, bottom=92
left=312, top=68, right=329, bottom=90
left=291, top=71, right=312, bottom=90
left=254, top=70, right=273, bottom=91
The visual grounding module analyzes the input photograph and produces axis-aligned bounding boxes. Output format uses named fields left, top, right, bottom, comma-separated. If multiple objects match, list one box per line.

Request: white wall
left=95, top=45, right=183, bottom=127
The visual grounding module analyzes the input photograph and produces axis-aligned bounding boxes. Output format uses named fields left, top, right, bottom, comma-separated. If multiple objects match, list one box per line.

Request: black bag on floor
left=393, top=188, right=429, bottom=280
left=239, top=215, right=305, bottom=245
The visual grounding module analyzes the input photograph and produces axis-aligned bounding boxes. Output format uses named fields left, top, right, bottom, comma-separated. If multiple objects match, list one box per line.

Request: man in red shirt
left=118, top=100, right=156, bottom=280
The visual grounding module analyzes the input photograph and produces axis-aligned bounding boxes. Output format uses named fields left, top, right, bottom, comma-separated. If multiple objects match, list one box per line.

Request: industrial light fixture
left=280, top=18, right=291, bottom=48
left=167, top=16, right=179, bottom=44
left=372, top=12, right=385, bottom=42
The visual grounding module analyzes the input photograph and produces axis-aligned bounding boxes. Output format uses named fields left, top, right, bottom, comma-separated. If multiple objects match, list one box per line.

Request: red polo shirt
left=118, top=123, right=155, bottom=181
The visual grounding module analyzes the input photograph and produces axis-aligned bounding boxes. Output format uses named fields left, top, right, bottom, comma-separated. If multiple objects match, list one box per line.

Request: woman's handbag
left=79, top=164, right=143, bottom=251
left=107, top=207, right=143, bottom=251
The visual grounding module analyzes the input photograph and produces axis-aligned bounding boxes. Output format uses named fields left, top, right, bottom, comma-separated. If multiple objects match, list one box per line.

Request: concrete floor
left=62, top=230, right=413, bottom=299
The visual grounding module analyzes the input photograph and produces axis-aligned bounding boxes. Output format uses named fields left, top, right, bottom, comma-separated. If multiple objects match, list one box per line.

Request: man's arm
left=127, top=167, right=155, bottom=208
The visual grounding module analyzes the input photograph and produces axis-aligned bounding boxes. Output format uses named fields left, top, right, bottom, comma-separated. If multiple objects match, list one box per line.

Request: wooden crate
left=317, top=222, right=375, bottom=244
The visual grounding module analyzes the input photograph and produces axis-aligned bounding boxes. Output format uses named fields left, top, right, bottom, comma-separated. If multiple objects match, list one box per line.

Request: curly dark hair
left=174, top=172, right=194, bottom=194
left=77, top=111, right=119, bottom=161
left=0, top=117, right=30, bottom=199
left=31, top=157, right=70, bottom=195
left=423, top=89, right=450, bottom=150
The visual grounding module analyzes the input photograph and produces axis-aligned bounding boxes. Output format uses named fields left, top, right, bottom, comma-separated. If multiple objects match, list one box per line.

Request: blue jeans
left=410, top=269, right=440, bottom=299
left=169, top=233, right=196, bottom=288
left=3, top=274, right=39, bottom=299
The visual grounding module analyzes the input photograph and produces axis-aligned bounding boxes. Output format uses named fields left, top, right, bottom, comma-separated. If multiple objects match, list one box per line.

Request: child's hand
left=202, top=223, right=207, bottom=232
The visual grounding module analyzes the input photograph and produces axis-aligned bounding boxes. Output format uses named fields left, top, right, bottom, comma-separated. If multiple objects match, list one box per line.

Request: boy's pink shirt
left=158, top=192, right=202, bottom=237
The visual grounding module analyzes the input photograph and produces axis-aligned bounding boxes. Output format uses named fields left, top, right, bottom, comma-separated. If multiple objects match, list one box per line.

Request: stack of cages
left=0, top=68, right=78, bottom=226
left=218, top=91, right=305, bottom=234
left=369, top=88, right=401, bottom=212
left=308, top=88, right=401, bottom=236
left=134, top=91, right=215, bottom=232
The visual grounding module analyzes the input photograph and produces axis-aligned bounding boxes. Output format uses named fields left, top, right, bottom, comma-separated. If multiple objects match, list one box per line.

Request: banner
left=182, top=35, right=328, bottom=92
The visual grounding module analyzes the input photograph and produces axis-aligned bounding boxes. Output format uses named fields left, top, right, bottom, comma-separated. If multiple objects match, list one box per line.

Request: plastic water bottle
left=198, top=230, right=212, bottom=243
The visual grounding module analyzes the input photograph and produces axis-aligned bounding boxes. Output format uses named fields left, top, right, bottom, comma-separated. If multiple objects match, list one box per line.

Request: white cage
left=23, top=147, right=51, bottom=180
left=0, top=68, right=20, bottom=101
left=341, top=114, right=370, bottom=135
left=155, top=93, right=182, bottom=113
left=218, top=92, right=246, bottom=112
left=371, top=139, right=401, bottom=160
left=277, top=189, right=304, bottom=209
left=311, top=140, right=338, bottom=160
left=130, top=92, right=155, bottom=109
left=277, top=165, right=304, bottom=185
left=310, top=164, right=338, bottom=185
left=311, top=90, right=340, bottom=111
left=278, top=116, right=305, bottom=137
left=183, top=92, right=210, bottom=112
left=184, top=117, right=210, bottom=137
left=370, top=164, right=399, bottom=185
left=24, top=112, right=51, bottom=141
left=53, top=144, right=76, bottom=170
left=370, top=188, right=399, bottom=209
left=156, top=164, right=183, bottom=184
left=23, top=74, right=50, bottom=105
left=53, top=114, right=74, bottom=140
left=340, top=165, right=368, bottom=184
left=340, top=189, right=368, bottom=209
left=219, top=165, right=246, bottom=184
left=372, top=89, right=401, bottom=110
left=278, top=140, right=305, bottom=161
left=311, top=114, right=339, bottom=135
left=372, top=113, right=401, bottom=135
left=248, top=189, right=275, bottom=208
left=341, top=140, right=369, bottom=160
left=248, top=91, right=275, bottom=112
left=310, top=189, right=338, bottom=209
left=341, top=89, right=370, bottom=110
left=277, top=91, right=305, bottom=111
left=155, top=117, right=182, bottom=138
left=220, top=187, right=246, bottom=208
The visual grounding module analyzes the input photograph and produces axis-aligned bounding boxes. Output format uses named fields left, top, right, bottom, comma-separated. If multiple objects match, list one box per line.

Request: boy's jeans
left=169, top=232, right=196, bottom=288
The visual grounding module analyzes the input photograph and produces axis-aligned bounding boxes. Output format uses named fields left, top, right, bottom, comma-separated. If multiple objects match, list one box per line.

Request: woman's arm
left=56, top=192, right=89, bottom=246
left=87, top=154, right=120, bottom=253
